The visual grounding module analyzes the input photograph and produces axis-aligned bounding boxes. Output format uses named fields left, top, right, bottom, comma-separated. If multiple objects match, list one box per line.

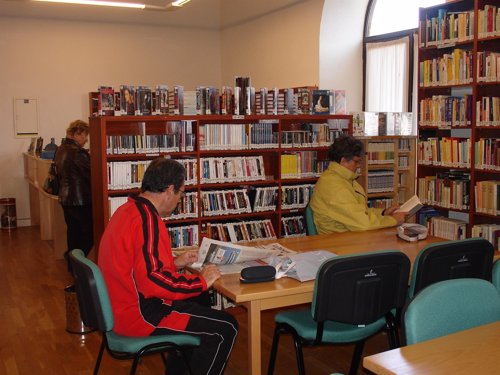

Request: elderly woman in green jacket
left=310, top=135, right=406, bottom=234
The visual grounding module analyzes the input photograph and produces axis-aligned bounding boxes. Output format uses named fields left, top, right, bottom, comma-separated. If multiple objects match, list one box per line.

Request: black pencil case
left=240, top=265, right=276, bottom=284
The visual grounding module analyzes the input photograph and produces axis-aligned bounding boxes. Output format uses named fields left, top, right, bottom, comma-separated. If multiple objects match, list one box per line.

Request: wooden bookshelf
left=357, top=136, right=417, bottom=210
left=417, top=0, right=500, bottom=240
left=89, top=114, right=352, bottom=252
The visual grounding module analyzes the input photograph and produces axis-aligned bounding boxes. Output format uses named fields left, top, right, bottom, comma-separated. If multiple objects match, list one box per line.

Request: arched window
left=364, top=0, right=444, bottom=134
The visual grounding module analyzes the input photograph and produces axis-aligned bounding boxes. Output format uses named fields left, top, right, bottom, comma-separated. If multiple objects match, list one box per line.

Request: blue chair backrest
left=408, top=237, right=494, bottom=299
left=69, top=249, right=114, bottom=332
left=312, top=250, right=410, bottom=325
left=305, top=205, right=318, bottom=236
left=404, top=278, right=500, bottom=345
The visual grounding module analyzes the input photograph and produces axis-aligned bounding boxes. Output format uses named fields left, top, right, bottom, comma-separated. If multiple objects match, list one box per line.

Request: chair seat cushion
left=275, top=309, right=387, bottom=343
left=107, top=331, right=200, bottom=354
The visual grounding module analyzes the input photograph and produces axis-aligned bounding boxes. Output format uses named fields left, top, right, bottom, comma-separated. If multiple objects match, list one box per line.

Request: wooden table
left=214, top=228, right=444, bottom=375
left=363, top=321, right=500, bottom=375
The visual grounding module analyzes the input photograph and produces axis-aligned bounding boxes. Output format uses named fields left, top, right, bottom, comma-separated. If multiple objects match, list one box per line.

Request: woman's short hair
left=141, top=158, right=186, bottom=193
left=328, top=135, right=364, bottom=162
left=66, top=120, right=89, bottom=137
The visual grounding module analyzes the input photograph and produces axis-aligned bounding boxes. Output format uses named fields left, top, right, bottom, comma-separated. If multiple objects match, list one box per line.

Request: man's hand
left=174, top=250, right=198, bottom=269
left=200, top=264, right=221, bottom=288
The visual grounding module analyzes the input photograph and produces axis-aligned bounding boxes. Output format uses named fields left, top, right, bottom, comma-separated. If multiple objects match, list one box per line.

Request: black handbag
left=43, top=162, right=59, bottom=195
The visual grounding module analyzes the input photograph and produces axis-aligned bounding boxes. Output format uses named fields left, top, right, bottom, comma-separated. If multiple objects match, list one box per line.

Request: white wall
left=0, top=17, right=220, bottom=226
left=319, top=0, right=369, bottom=113
left=0, top=0, right=367, bottom=226
left=220, top=0, right=324, bottom=89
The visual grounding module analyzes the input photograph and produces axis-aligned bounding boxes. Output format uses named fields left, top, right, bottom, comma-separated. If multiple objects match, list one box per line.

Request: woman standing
left=55, top=120, right=93, bottom=267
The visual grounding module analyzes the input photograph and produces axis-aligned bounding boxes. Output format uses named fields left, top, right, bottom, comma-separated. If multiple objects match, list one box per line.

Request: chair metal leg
left=292, top=336, right=306, bottom=375
left=385, top=313, right=400, bottom=349
left=93, top=340, right=105, bottom=375
left=348, top=341, right=365, bottom=375
left=267, top=325, right=282, bottom=375
left=130, top=354, right=141, bottom=375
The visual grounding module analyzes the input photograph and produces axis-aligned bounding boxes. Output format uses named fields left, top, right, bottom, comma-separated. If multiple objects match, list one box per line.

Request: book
left=396, top=194, right=424, bottom=216
left=120, top=85, right=136, bottom=115
left=333, top=89, right=347, bottom=114
left=135, top=86, right=152, bottom=116
left=312, top=89, right=330, bottom=115
left=98, top=86, right=115, bottom=116
left=350, top=111, right=365, bottom=136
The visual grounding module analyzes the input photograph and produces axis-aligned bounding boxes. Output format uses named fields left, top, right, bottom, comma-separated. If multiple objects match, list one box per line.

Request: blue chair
left=403, top=278, right=500, bottom=345
left=68, top=249, right=200, bottom=375
left=492, top=259, right=500, bottom=294
left=408, top=237, right=494, bottom=300
left=267, top=250, right=410, bottom=375
left=305, top=204, right=318, bottom=235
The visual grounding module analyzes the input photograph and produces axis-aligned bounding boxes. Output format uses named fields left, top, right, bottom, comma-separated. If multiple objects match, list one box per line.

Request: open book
left=395, top=194, right=423, bottom=216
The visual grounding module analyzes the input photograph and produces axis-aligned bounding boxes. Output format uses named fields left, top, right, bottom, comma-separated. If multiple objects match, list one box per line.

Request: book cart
left=417, top=0, right=500, bottom=243
left=89, top=114, right=352, bottom=253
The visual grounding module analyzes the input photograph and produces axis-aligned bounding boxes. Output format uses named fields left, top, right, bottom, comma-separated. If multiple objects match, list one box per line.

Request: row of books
left=168, top=224, right=199, bottom=249
left=399, top=155, right=409, bottom=168
left=199, top=122, right=278, bottom=150
left=418, top=95, right=472, bottom=128
left=281, top=123, right=344, bottom=148
left=281, top=184, right=314, bottom=210
left=94, top=80, right=348, bottom=117
left=107, top=160, right=152, bottom=190
left=281, top=216, right=307, bottom=237
left=419, top=48, right=474, bottom=88
left=107, top=159, right=198, bottom=190
left=366, top=142, right=395, bottom=164
left=476, top=97, right=500, bottom=126
left=169, top=192, right=198, bottom=220
left=471, top=224, right=500, bottom=250
left=477, top=51, right=500, bottom=83
left=351, top=111, right=414, bottom=137
left=474, top=181, right=500, bottom=216
left=95, top=85, right=184, bottom=116
left=474, top=138, right=500, bottom=171
left=200, top=156, right=266, bottom=183
left=428, top=216, right=467, bottom=241
left=417, top=137, right=471, bottom=168
left=251, top=187, right=278, bottom=212
left=207, top=289, right=235, bottom=311
left=106, top=121, right=195, bottom=154
left=367, top=198, right=395, bottom=210
left=367, top=170, right=395, bottom=193
left=280, top=152, right=326, bottom=179
left=201, top=189, right=252, bottom=217
left=418, top=171, right=471, bottom=211
left=419, top=9, right=474, bottom=47
left=399, top=138, right=412, bottom=152
left=477, top=5, right=500, bottom=39
left=206, top=219, right=277, bottom=243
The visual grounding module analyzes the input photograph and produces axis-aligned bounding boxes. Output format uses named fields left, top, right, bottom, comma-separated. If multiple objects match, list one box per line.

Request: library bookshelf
left=357, top=136, right=417, bottom=210
left=417, top=0, right=500, bottom=240
left=89, top=114, right=352, bottom=252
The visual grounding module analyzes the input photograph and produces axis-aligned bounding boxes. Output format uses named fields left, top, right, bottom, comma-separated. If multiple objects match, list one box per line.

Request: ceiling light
left=171, top=0, right=190, bottom=6
left=32, top=0, right=146, bottom=8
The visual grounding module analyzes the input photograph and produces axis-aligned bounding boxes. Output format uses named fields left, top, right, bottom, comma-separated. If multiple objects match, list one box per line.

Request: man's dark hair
left=141, top=158, right=186, bottom=193
left=328, top=135, right=364, bottom=162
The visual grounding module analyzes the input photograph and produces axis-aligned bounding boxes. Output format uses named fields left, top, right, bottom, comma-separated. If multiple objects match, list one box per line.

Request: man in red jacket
left=99, top=158, right=238, bottom=375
